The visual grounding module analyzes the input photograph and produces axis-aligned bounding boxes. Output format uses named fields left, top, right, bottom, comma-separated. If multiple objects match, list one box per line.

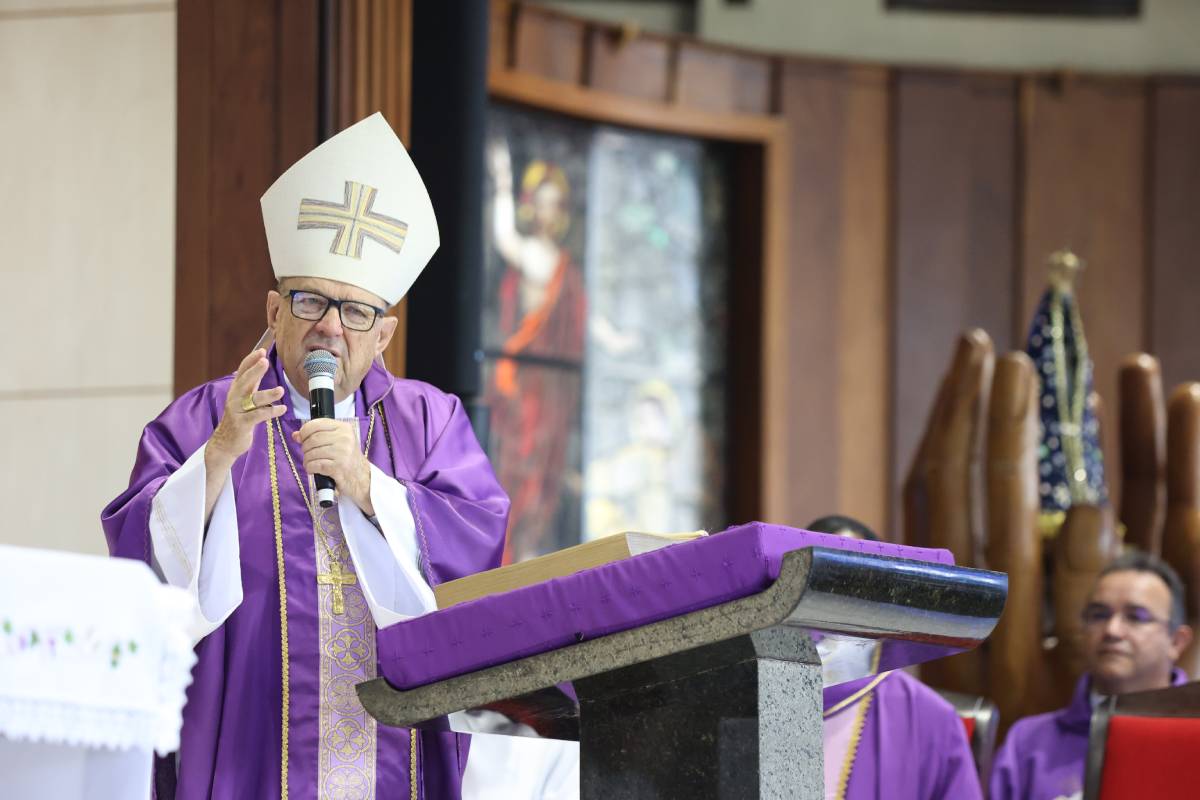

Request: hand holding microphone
left=303, top=350, right=338, bottom=507
left=293, top=350, right=374, bottom=513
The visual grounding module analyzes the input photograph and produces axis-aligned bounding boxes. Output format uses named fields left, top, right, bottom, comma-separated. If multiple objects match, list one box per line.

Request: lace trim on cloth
left=0, top=697, right=182, bottom=752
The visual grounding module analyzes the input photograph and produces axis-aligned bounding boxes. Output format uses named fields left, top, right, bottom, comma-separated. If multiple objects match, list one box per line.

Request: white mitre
left=260, top=112, right=439, bottom=307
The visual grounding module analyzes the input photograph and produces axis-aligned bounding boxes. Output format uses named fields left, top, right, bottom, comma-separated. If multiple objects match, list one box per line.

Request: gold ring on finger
left=240, top=394, right=257, bottom=413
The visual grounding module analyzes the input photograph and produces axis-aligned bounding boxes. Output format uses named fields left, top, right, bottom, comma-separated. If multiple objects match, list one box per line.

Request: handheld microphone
left=303, top=350, right=339, bottom=508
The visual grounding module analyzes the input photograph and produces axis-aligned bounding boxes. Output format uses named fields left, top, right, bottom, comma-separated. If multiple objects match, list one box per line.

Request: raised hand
left=904, top=328, right=993, bottom=696
left=209, top=349, right=288, bottom=464
left=1118, top=355, right=1167, bottom=553
left=985, top=352, right=1046, bottom=723
left=1162, top=383, right=1200, bottom=677
left=488, top=139, right=513, bottom=191
left=203, top=349, right=287, bottom=522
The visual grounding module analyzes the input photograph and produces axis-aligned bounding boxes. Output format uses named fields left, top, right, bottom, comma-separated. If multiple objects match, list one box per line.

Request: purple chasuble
left=989, top=668, right=1188, bottom=800
left=102, top=348, right=509, bottom=799
left=822, top=670, right=982, bottom=800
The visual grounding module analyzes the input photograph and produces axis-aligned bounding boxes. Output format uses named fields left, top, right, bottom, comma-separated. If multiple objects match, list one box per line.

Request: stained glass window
left=482, top=102, right=730, bottom=562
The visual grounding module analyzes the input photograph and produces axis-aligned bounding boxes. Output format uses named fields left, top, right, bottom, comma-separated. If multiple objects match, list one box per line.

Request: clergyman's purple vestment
left=823, top=670, right=983, bottom=800
left=102, top=349, right=509, bottom=799
left=989, top=668, right=1188, bottom=800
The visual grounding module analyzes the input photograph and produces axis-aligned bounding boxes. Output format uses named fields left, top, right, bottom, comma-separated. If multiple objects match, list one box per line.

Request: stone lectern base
left=576, top=627, right=822, bottom=799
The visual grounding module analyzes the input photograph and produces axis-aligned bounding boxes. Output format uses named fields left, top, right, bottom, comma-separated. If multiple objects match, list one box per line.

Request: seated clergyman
left=807, top=516, right=984, bottom=800
left=989, top=550, right=1193, bottom=800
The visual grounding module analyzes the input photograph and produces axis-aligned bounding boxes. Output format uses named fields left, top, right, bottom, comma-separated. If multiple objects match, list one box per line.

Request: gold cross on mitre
left=298, top=180, right=408, bottom=259
left=317, top=559, right=358, bottom=616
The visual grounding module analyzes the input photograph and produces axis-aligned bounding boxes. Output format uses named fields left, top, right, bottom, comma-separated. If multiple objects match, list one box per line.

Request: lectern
left=358, top=523, right=1006, bottom=798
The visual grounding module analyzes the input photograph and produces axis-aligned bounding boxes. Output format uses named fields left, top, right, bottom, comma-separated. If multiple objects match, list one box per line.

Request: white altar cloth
left=0, top=545, right=197, bottom=799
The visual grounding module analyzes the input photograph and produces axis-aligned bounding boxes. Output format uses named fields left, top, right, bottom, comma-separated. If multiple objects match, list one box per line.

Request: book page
left=625, top=530, right=707, bottom=556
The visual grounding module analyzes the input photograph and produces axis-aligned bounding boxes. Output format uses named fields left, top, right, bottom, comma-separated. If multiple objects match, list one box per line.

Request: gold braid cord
left=835, top=689, right=874, bottom=800
left=268, top=420, right=291, bottom=800
left=411, top=731, right=418, bottom=800
left=1049, top=287, right=1090, bottom=503
left=827, top=648, right=887, bottom=800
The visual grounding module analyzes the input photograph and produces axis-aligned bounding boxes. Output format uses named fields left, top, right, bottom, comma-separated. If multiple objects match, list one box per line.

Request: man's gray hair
left=1099, top=550, right=1188, bottom=631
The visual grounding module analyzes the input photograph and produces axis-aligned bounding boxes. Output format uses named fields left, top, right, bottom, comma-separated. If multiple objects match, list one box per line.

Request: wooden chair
left=1084, top=680, right=1200, bottom=799
left=937, top=689, right=1000, bottom=785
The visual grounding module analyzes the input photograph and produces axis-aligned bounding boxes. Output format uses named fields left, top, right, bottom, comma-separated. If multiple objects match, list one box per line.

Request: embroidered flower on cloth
left=326, top=628, right=370, bottom=670
left=325, top=717, right=371, bottom=762
left=323, top=764, right=371, bottom=800
left=1, top=619, right=138, bottom=669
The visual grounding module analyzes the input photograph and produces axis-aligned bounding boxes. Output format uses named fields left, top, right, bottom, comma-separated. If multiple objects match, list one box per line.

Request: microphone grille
left=303, top=350, right=338, bottom=381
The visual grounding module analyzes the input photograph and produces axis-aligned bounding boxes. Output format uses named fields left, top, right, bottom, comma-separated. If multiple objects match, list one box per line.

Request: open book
left=433, top=530, right=708, bottom=609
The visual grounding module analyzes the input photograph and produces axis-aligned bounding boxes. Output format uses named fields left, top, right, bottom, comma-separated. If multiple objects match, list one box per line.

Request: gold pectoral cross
left=317, top=560, right=358, bottom=616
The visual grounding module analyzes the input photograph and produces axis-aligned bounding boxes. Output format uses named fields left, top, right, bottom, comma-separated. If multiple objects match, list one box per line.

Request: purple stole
left=311, top=500, right=383, bottom=798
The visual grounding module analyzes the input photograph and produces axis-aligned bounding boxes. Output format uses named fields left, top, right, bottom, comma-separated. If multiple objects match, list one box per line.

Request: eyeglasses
left=1080, top=603, right=1171, bottom=629
left=287, top=290, right=385, bottom=332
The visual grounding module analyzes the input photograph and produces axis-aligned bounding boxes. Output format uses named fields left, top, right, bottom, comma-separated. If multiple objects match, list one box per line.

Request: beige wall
left=699, top=0, right=1200, bottom=72
left=0, top=1, right=175, bottom=555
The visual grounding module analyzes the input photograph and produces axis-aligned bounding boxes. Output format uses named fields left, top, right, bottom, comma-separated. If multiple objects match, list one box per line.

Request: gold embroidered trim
left=834, top=684, right=874, bottom=800
left=1049, top=287, right=1091, bottom=504
left=151, top=495, right=193, bottom=575
left=410, top=730, right=418, bottom=800
left=823, top=671, right=890, bottom=720
left=268, top=420, right=291, bottom=800
left=313, top=499, right=378, bottom=799
left=829, top=646, right=886, bottom=800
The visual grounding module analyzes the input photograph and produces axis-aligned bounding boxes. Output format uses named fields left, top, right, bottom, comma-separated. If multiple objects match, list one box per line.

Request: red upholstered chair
left=1084, top=681, right=1200, bottom=799
left=936, top=689, right=1000, bottom=783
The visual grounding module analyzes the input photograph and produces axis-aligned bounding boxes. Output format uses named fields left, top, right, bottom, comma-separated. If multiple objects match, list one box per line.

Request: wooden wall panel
left=1150, top=79, right=1200, bottom=393
left=335, top=1, right=410, bottom=144
left=335, top=0, right=412, bottom=375
left=511, top=4, right=585, bottom=83
left=1020, top=77, right=1147, bottom=503
left=176, top=0, right=319, bottom=394
left=677, top=43, right=772, bottom=115
left=892, top=70, right=1018, bottom=531
left=207, top=0, right=284, bottom=377
left=490, top=0, right=513, bottom=73
left=836, top=67, right=891, bottom=538
left=586, top=27, right=672, bottom=103
left=776, top=62, right=844, bottom=529
left=280, top=2, right=321, bottom=165
left=174, top=0, right=213, bottom=395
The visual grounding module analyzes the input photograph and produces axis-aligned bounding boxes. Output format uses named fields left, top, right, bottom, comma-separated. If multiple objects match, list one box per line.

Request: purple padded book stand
left=358, top=523, right=1006, bottom=799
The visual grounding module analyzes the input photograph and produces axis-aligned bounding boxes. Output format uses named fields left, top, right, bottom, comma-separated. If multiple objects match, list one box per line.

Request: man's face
left=532, top=182, right=564, bottom=235
left=1083, top=570, right=1192, bottom=695
left=266, top=277, right=397, bottom=403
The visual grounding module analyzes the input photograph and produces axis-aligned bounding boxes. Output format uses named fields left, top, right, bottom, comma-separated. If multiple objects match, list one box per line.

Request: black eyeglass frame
left=286, top=289, right=386, bottom=332
left=1079, top=602, right=1172, bottom=629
